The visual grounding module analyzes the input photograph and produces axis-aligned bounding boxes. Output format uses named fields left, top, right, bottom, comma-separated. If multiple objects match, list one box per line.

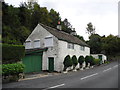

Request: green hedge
left=2, top=44, right=25, bottom=63
left=63, top=55, right=72, bottom=71
left=2, top=63, right=25, bottom=76
left=72, top=55, right=78, bottom=69
left=89, top=56, right=94, bottom=66
left=85, top=56, right=89, bottom=67
left=78, top=56, right=85, bottom=68
left=93, top=59, right=101, bottom=65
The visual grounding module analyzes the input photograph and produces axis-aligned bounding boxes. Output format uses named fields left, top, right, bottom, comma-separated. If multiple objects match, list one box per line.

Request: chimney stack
left=57, top=21, right=62, bottom=30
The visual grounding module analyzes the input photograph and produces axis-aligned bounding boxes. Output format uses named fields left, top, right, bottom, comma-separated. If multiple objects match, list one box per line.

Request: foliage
left=2, top=2, right=74, bottom=45
left=74, top=35, right=85, bottom=42
left=85, top=56, right=90, bottom=67
left=93, top=59, right=101, bottom=65
left=78, top=56, right=85, bottom=68
left=89, top=56, right=94, bottom=66
left=71, top=55, right=78, bottom=69
left=88, top=34, right=102, bottom=54
left=86, top=22, right=95, bottom=36
left=63, top=55, right=72, bottom=71
left=2, top=44, right=25, bottom=64
left=2, top=63, right=25, bottom=76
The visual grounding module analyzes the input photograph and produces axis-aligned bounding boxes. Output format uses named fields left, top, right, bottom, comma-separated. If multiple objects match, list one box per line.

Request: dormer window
left=25, top=41, right=32, bottom=49
left=45, top=36, right=53, bottom=47
left=34, top=39, right=40, bottom=48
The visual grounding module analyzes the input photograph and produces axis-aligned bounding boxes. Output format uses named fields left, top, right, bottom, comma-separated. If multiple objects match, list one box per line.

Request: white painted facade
left=91, top=54, right=107, bottom=63
left=25, top=24, right=90, bottom=72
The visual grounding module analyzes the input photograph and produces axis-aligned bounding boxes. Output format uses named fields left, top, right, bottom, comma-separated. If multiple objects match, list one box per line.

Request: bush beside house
left=85, top=56, right=90, bottom=68
left=2, top=44, right=25, bottom=82
left=63, top=55, right=72, bottom=71
left=78, top=56, right=85, bottom=69
left=71, top=55, right=78, bottom=70
left=2, top=63, right=25, bottom=82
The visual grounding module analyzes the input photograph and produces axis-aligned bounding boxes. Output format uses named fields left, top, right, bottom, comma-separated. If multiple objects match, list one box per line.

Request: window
left=45, top=36, right=53, bottom=47
left=67, top=43, right=74, bottom=49
left=34, top=40, right=40, bottom=48
left=25, top=41, right=31, bottom=49
left=80, top=46, right=85, bottom=51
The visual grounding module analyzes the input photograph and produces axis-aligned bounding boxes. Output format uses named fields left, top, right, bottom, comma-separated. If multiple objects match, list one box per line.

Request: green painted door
left=48, top=57, right=54, bottom=72
left=22, top=54, right=42, bottom=73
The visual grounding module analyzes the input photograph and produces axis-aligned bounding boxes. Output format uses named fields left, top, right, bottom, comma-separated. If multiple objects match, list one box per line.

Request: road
left=3, top=61, right=119, bottom=89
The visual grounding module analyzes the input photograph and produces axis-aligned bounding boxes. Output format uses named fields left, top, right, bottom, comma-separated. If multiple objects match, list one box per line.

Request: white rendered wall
left=57, top=40, right=90, bottom=72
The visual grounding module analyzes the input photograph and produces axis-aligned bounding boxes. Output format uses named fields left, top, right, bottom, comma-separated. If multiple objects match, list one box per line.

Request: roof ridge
left=39, top=23, right=89, bottom=47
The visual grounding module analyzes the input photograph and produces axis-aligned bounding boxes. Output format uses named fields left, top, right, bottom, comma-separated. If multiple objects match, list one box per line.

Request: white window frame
left=44, top=36, right=53, bottom=47
left=67, top=43, right=74, bottom=49
left=33, top=39, right=40, bottom=48
left=80, top=46, right=85, bottom=51
left=25, top=41, right=32, bottom=49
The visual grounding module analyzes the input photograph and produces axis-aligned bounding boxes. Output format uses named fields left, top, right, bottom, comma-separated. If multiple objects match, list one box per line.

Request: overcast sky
left=5, top=0, right=119, bottom=40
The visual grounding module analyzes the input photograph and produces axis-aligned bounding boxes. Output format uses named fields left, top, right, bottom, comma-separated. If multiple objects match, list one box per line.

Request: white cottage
left=24, top=23, right=90, bottom=72
left=91, top=54, right=107, bottom=64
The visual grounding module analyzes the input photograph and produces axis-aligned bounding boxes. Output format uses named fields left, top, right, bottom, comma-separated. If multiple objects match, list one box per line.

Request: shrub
left=2, top=44, right=25, bottom=64
left=78, top=56, right=85, bottom=68
left=2, top=63, right=25, bottom=77
left=93, top=59, right=101, bottom=65
left=89, top=56, right=94, bottom=66
left=63, top=55, right=72, bottom=71
left=72, top=55, right=78, bottom=69
left=85, top=56, right=90, bottom=67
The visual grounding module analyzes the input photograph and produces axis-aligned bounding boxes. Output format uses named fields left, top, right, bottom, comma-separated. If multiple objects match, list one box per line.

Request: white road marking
left=43, top=84, right=65, bottom=90
left=103, top=68, right=112, bottom=72
left=113, top=65, right=118, bottom=68
left=81, top=73, right=98, bottom=80
left=49, top=84, right=65, bottom=89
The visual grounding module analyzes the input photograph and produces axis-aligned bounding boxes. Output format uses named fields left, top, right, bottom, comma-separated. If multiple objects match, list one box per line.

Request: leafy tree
left=86, top=22, right=95, bottom=36
left=87, top=34, right=102, bottom=54
left=74, top=35, right=85, bottom=41
left=78, top=56, right=85, bottom=68
left=61, top=18, right=73, bottom=34
left=63, top=55, right=72, bottom=71
left=71, top=55, right=78, bottom=69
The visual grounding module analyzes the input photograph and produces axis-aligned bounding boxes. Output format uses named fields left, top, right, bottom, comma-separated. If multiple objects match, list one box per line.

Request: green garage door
left=22, top=54, right=42, bottom=73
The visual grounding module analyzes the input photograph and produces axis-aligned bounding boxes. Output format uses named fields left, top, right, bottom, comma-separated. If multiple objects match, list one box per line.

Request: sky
left=5, top=0, right=119, bottom=40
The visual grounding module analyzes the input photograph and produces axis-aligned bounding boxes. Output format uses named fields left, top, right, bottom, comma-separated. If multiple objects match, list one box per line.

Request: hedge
left=85, top=56, right=89, bottom=67
left=63, top=55, right=72, bottom=71
left=2, top=63, right=25, bottom=76
left=78, top=56, right=85, bottom=68
left=93, top=59, right=101, bottom=65
left=89, top=56, right=94, bottom=66
left=2, top=44, right=25, bottom=64
left=72, top=55, right=78, bottom=69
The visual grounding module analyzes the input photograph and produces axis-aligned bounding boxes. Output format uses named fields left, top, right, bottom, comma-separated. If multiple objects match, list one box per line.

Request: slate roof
left=39, top=23, right=89, bottom=47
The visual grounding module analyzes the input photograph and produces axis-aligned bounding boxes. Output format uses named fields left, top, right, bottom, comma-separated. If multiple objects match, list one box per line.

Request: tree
left=61, top=18, right=73, bottom=34
left=86, top=22, right=95, bottom=36
left=87, top=34, right=102, bottom=54
left=71, top=55, right=78, bottom=70
left=63, top=55, right=72, bottom=71
left=49, top=8, right=61, bottom=28
left=74, top=35, right=85, bottom=42
left=78, top=56, right=85, bottom=68
left=101, top=34, right=119, bottom=55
